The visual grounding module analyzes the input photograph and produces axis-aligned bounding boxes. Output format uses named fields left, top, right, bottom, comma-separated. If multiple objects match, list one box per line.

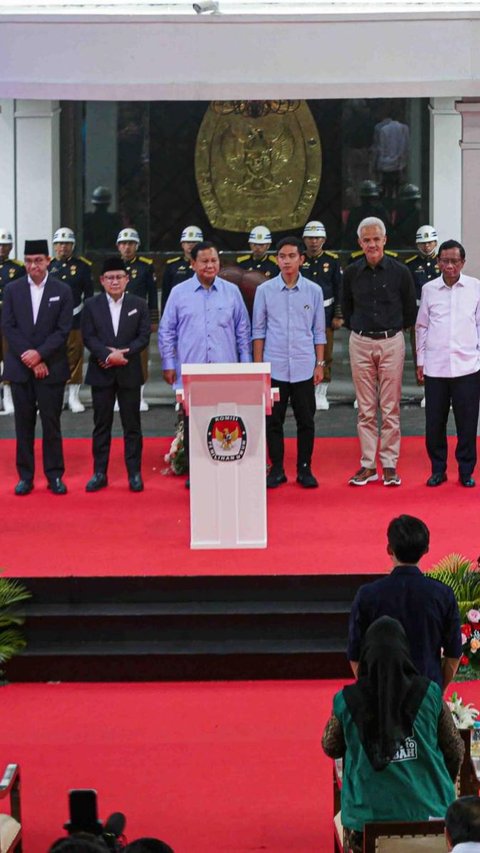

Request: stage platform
left=0, top=435, right=477, bottom=579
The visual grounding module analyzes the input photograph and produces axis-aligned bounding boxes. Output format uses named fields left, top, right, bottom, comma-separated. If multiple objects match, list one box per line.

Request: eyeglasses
left=103, top=273, right=127, bottom=282
left=438, top=257, right=463, bottom=267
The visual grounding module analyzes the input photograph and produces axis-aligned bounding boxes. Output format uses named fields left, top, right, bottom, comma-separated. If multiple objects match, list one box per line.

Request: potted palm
left=0, top=573, right=31, bottom=684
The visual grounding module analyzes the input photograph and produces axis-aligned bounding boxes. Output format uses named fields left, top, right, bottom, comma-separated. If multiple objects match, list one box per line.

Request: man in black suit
left=2, top=239, right=73, bottom=495
left=82, top=256, right=151, bottom=492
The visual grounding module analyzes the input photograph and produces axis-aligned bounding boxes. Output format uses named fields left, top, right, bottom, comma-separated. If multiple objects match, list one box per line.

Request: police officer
left=301, top=221, right=343, bottom=411
left=49, top=227, right=94, bottom=413
left=405, top=225, right=440, bottom=405
left=117, top=228, right=158, bottom=411
left=161, top=225, right=203, bottom=315
left=237, top=225, right=278, bottom=278
left=0, top=229, right=24, bottom=414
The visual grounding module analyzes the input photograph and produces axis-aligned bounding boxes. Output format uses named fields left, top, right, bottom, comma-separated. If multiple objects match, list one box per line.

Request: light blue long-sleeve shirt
left=158, top=274, right=252, bottom=385
left=252, top=273, right=326, bottom=382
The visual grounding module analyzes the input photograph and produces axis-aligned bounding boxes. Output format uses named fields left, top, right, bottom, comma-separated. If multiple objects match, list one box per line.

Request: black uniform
left=123, top=255, right=158, bottom=324
left=0, top=258, right=24, bottom=362
left=237, top=253, right=278, bottom=278
left=404, top=253, right=440, bottom=307
left=161, top=255, right=194, bottom=315
left=48, top=255, right=94, bottom=329
left=301, top=251, right=342, bottom=326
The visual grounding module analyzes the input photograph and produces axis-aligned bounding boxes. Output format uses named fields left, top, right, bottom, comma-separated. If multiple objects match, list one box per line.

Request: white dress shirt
left=106, top=293, right=124, bottom=336
left=28, top=273, right=48, bottom=323
left=416, top=273, right=480, bottom=377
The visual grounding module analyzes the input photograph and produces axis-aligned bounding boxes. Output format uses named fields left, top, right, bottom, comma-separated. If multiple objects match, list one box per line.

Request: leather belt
left=357, top=329, right=399, bottom=340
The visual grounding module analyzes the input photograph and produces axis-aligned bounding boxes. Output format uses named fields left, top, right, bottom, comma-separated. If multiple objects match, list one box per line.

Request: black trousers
left=11, top=379, right=66, bottom=482
left=424, top=370, right=480, bottom=477
left=267, top=377, right=316, bottom=469
left=91, top=384, right=142, bottom=477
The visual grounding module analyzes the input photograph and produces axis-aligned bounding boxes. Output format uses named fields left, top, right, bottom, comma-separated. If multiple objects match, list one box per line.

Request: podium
left=178, top=363, right=277, bottom=550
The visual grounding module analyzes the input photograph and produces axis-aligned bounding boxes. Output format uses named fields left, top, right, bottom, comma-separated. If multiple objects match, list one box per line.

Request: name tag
left=128, top=309, right=137, bottom=316
left=49, top=296, right=60, bottom=302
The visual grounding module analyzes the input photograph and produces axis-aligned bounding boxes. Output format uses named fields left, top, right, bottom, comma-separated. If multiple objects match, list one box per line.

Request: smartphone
left=64, top=788, right=103, bottom=835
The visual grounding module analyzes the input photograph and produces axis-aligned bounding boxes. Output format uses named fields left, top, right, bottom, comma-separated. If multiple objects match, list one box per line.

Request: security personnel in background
left=0, top=229, right=23, bottom=414
left=343, top=179, right=391, bottom=249
left=117, top=227, right=158, bottom=411
left=84, top=186, right=123, bottom=251
left=161, top=225, right=203, bottom=315
left=405, top=225, right=439, bottom=404
left=301, top=221, right=343, bottom=411
left=237, top=225, right=278, bottom=278
left=49, top=227, right=94, bottom=413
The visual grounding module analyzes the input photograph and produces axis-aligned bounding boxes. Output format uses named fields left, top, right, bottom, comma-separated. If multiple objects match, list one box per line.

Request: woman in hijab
left=322, top=616, right=464, bottom=853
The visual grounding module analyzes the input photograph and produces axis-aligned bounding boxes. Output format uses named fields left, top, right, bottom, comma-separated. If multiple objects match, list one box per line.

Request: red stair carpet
left=0, top=436, right=478, bottom=578
left=2, top=679, right=478, bottom=852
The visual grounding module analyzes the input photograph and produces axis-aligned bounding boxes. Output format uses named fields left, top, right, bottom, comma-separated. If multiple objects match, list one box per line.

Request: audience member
left=347, top=515, right=462, bottom=689
left=342, top=216, right=417, bottom=486
left=445, top=796, right=480, bottom=851
left=416, top=239, right=480, bottom=488
left=252, top=235, right=326, bottom=489
left=124, top=839, right=174, bottom=853
left=48, top=836, right=108, bottom=852
left=323, top=616, right=464, bottom=853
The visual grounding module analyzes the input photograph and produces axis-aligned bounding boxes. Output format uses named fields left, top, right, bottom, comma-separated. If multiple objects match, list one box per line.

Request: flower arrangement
left=426, top=553, right=480, bottom=680
left=163, top=416, right=188, bottom=476
left=446, top=691, right=479, bottom=728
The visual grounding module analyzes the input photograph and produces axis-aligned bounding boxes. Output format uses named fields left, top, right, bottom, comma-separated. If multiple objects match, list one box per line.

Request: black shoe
left=85, top=472, right=108, bottom=492
left=426, top=472, right=447, bottom=487
left=459, top=474, right=476, bottom=488
left=129, top=473, right=144, bottom=492
left=296, top=464, right=319, bottom=488
left=14, top=479, right=33, bottom=496
left=47, top=477, right=67, bottom=495
left=185, top=478, right=190, bottom=489
left=266, top=467, right=287, bottom=489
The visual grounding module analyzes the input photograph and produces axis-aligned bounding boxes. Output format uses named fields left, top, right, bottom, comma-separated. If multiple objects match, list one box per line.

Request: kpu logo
left=207, top=415, right=247, bottom=462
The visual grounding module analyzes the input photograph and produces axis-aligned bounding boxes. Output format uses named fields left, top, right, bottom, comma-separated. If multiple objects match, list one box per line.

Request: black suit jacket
left=82, top=292, right=151, bottom=388
left=1, top=274, right=73, bottom=383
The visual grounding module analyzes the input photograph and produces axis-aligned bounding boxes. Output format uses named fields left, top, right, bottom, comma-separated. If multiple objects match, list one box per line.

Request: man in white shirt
left=445, top=795, right=480, bottom=852
left=416, top=240, right=480, bottom=488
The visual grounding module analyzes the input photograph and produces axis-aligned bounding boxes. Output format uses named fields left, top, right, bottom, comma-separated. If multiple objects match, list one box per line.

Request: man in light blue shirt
left=158, top=241, right=251, bottom=474
left=252, top=236, right=326, bottom=488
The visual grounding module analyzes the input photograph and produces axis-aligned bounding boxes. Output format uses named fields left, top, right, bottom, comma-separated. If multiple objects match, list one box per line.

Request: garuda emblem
left=207, top=416, right=247, bottom=462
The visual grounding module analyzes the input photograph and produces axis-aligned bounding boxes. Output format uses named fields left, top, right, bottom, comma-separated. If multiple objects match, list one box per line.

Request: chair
left=0, top=765, right=21, bottom=852
left=363, top=819, right=445, bottom=852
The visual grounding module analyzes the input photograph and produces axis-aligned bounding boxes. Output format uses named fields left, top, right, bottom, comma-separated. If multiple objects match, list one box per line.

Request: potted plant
left=0, top=572, right=31, bottom=684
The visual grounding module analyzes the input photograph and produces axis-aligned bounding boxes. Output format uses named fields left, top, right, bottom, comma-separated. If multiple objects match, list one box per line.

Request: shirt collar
left=279, top=273, right=302, bottom=290
left=390, top=564, right=422, bottom=576
left=192, top=273, right=218, bottom=291
left=360, top=255, right=387, bottom=272
left=439, top=274, right=465, bottom=289
left=106, top=293, right=124, bottom=307
left=28, top=272, right=48, bottom=288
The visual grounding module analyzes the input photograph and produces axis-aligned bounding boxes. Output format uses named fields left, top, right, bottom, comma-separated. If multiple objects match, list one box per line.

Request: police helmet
left=180, top=225, right=203, bottom=243
left=302, top=221, right=326, bottom=239
left=0, top=229, right=13, bottom=245
left=53, top=227, right=76, bottom=246
left=91, top=186, right=112, bottom=205
left=415, top=225, right=438, bottom=244
left=248, top=225, right=272, bottom=244
left=399, top=183, right=421, bottom=200
left=359, top=180, right=380, bottom=198
left=117, top=228, right=140, bottom=245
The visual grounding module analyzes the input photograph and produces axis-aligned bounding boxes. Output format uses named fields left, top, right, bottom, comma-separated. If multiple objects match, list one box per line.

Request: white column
left=14, top=100, right=61, bottom=255
left=429, top=98, right=462, bottom=246
left=0, top=100, right=17, bottom=255
left=456, top=100, right=480, bottom=277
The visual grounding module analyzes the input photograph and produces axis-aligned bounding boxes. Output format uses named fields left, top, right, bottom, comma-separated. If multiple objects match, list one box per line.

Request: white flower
left=447, top=692, right=480, bottom=728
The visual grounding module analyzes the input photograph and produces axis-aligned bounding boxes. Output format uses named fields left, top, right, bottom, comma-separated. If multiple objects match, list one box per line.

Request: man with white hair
left=342, top=217, right=416, bottom=486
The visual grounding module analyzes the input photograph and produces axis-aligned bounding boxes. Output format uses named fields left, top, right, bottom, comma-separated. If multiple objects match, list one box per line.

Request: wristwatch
left=316, top=360, right=326, bottom=367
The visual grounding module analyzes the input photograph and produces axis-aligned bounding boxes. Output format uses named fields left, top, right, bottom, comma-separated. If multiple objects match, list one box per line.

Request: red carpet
left=0, top=436, right=478, bottom=578
left=1, top=679, right=478, bottom=852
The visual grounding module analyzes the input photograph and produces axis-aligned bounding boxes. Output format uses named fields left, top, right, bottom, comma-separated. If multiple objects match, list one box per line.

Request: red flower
left=461, top=655, right=470, bottom=666
left=462, top=623, right=473, bottom=638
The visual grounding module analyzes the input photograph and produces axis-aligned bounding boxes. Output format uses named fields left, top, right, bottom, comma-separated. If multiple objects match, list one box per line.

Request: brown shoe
left=383, top=467, right=401, bottom=486
left=349, top=467, right=378, bottom=486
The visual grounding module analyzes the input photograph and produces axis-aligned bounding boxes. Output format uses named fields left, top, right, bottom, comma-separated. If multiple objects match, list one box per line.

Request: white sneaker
left=315, top=383, right=329, bottom=411
left=68, top=384, right=85, bottom=413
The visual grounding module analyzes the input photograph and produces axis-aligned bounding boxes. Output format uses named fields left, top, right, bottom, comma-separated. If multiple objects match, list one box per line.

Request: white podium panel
left=180, top=363, right=274, bottom=550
